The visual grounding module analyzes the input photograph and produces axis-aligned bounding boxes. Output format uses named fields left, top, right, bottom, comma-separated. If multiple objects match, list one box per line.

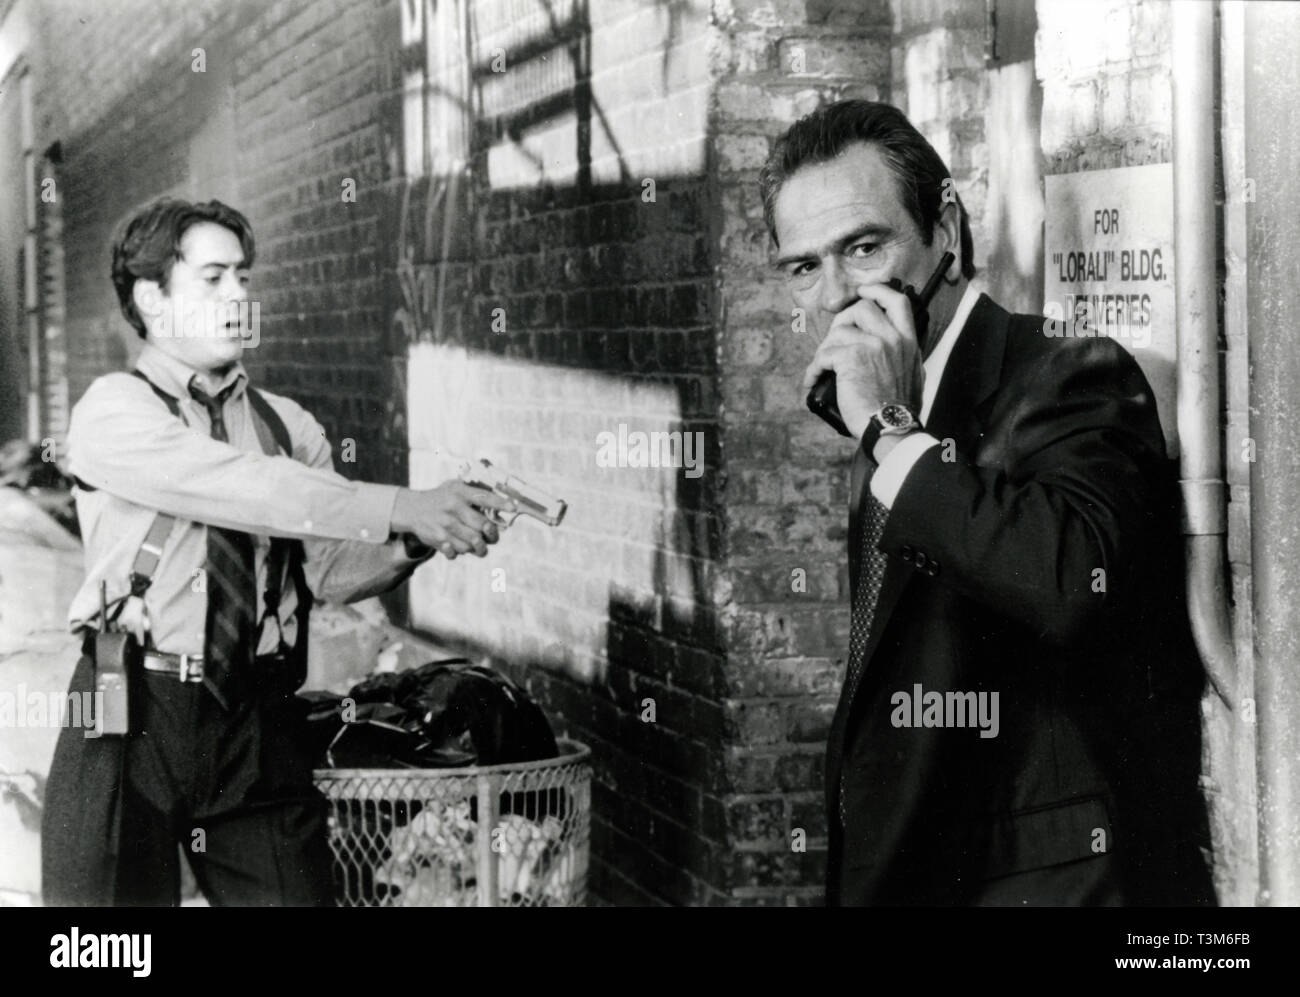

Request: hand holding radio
left=804, top=251, right=955, bottom=438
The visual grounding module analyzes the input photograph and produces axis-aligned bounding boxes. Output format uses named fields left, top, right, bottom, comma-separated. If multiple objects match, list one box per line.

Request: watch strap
left=860, top=413, right=887, bottom=461
left=861, top=404, right=920, bottom=462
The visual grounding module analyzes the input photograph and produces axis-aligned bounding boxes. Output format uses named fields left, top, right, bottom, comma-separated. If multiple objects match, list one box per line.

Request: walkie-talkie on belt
left=91, top=580, right=133, bottom=738
left=806, top=251, right=956, bottom=437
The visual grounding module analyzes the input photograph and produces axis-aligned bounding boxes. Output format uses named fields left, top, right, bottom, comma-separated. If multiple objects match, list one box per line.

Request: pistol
left=459, top=458, right=567, bottom=528
left=807, top=251, right=956, bottom=437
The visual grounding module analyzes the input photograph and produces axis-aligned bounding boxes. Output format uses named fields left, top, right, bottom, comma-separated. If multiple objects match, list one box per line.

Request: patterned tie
left=839, top=468, right=890, bottom=825
left=189, top=381, right=255, bottom=710
left=845, top=488, right=889, bottom=698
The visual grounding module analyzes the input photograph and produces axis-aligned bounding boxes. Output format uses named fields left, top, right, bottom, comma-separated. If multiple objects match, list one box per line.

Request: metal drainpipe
left=1242, top=1, right=1300, bottom=907
left=1171, top=5, right=1234, bottom=712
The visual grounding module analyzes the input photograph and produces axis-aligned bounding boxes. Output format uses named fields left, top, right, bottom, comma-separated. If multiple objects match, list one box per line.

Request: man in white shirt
left=43, top=197, right=515, bottom=906
left=760, top=101, right=1214, bottom=906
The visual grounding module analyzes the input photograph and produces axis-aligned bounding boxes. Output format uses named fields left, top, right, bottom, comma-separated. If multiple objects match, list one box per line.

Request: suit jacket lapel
left=922, top=293, right=1008, bottom=450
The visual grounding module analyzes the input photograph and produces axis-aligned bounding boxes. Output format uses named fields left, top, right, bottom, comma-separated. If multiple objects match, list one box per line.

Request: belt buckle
left=178, top=653, right=203, bottom=683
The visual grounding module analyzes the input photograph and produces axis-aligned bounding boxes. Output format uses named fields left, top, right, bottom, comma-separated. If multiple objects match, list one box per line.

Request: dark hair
left=759, top=100, right=976, bottom=280
left=110, top=198, right=255, bottom=338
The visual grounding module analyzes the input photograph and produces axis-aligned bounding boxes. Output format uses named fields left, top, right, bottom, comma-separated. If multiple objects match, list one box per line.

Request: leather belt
left=142, top=650, right=205, bottom=683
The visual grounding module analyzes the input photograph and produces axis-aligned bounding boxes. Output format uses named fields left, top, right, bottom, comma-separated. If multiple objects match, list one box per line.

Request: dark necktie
left=840, top=469, right=890, bottom=825
left=845, top=487, right=889, bottom=697
left=189, top=381, right=255, bottom=710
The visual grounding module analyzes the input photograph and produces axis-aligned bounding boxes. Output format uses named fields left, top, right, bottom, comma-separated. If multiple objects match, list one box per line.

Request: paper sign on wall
left=1044, top=163, right=1178, bottom=456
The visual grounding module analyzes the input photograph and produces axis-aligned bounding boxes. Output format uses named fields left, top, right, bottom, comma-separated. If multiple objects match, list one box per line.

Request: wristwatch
left=860, top=402, right=920, bottom=460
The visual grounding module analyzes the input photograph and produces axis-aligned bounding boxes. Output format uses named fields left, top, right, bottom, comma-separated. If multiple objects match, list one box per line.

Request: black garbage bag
left=299, top=690, right=345, bottom=763
left=345, top=657, right=463, bottom=706
left=325, top=702, right=429, bottom=769
left=302, top=660, right=558, bottom=769
left=397, top=661, right=558, bottom=766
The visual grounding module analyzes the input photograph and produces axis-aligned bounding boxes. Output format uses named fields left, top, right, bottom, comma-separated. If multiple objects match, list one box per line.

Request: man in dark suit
left=760, top=101, right=1214, bottom=906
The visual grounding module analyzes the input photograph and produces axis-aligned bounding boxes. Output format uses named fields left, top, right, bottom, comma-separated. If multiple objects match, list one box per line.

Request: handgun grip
left=486, top=492, right=567, bottom=528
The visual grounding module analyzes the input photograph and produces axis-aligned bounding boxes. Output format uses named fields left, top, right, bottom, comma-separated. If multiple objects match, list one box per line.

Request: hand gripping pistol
left=458, top=458, right=567, bottom=528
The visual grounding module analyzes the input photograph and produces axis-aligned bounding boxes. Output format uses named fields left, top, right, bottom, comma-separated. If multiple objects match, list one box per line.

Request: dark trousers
left=42, top=651, right=333, bottom=907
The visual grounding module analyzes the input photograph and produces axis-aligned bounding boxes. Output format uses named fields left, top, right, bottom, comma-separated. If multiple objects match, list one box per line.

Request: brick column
left=711, top=0, right=892, bottom=904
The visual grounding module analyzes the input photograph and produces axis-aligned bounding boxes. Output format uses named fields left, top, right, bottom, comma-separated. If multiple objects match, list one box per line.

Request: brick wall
left=399, top=0, right=727, bottom=906
left=230, top=0, right=400, bottom=486
left=28, top=0, right=236, bottom=405
left=1037, top=0, right=1171, bottom=171
left=892, top=0, right=1045, bottom=314
left=891, top=0, right=987, bottom=257
left=26, top=0, right=397, bottom=483
left=710, top=0, right=892, bottom=904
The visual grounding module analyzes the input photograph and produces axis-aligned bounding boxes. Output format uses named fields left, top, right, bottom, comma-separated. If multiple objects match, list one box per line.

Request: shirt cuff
left=869, top=432, right=941, bottom=509
left=354, top=482, right=402, bottom=543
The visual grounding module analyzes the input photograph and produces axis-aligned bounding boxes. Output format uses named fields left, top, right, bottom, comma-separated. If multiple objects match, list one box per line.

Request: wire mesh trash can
left=314, top=739, right=590, bottom=907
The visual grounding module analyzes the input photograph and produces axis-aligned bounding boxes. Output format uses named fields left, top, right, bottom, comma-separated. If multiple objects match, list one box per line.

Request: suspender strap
left=127, top=370, right=183, bottom=598
left=130, top=513, right=179, bottom=597
left=244, top=385, right=300, bottom=650
left=247, top=386, right=294, bottom=459
left=130, top=368, right=184, bottom=420
left=125, top=369, right=310, bottom=655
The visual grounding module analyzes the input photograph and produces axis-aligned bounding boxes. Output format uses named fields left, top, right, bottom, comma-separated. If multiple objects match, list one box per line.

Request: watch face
left=880, top=403, right=914, bottom=430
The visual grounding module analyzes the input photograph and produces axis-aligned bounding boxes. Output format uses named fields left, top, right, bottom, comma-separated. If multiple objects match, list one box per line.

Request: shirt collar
left=921, top=281, right=982, bottom=424
left=135, top=341, right=248, bottom=403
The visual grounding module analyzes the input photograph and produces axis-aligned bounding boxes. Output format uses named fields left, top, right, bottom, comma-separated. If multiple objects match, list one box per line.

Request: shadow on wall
left=387, top=0, right=728, bottom=904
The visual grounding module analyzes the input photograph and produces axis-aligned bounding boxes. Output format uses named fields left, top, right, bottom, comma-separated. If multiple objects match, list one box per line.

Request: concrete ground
left=0, top=487, right=452, bottom=906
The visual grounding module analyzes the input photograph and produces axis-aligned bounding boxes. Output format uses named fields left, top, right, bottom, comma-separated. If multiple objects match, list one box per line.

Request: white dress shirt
left=67, top=342, right=429, bottom=655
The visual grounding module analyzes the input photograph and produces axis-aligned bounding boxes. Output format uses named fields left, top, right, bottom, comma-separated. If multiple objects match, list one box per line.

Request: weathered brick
left=728, top=655, right=845, bottom=698
left=716, top=132, right=772, bottom=172
left=786, top=697, right=837, bottom=743
left=726, top=699, right=787, bottom=745
left=777, top=36, right=889, bottom=80
left=1128, top=68, right=1171, bottom=128
left=727, top=796, right=789, bottom=843
left=790, top=794, right=829, bottom=839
